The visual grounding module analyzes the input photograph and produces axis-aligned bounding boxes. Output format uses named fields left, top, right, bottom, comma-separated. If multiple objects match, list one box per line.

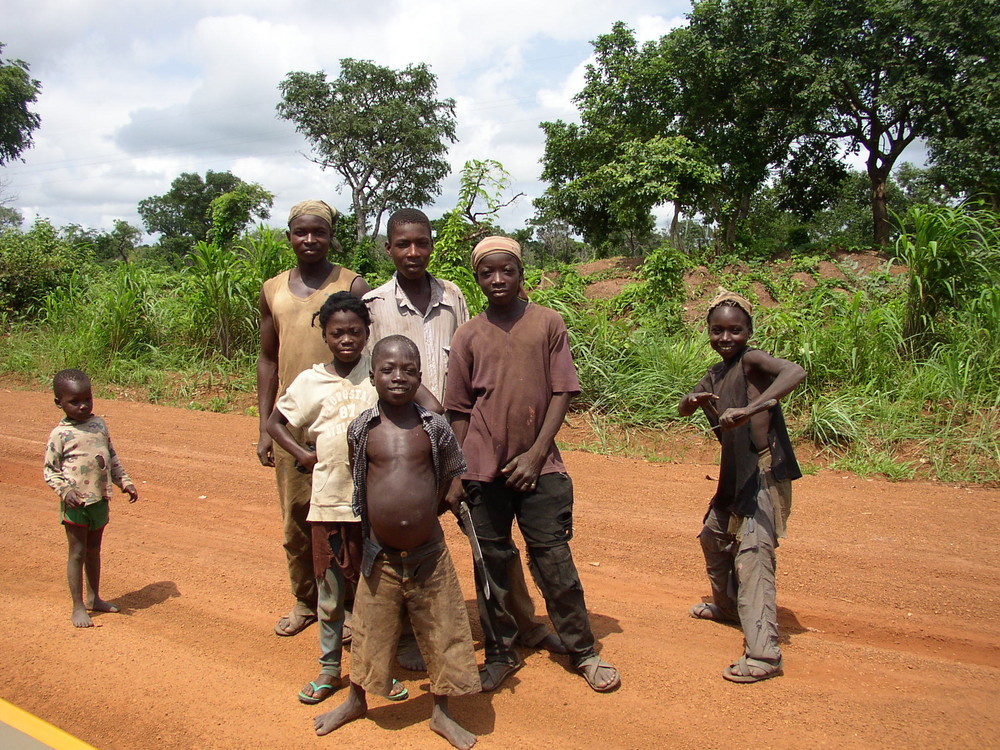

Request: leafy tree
left=63, top=220, right=144, bottom=264
left=927, top=67, right=1000, bottom=211
left=0, top=44, right=41, bottom=165
left=208, top=182, right=274, bottom=247
left=0, top=204, right=21, bottom=230
left=138, top=171, right=269, bottom=256
left=796, top=0, right=1000, bottom=245
left=538, top=16, right=813, bottom=253
left=428, top=160, right=523, bottom=313
left=0, top=218, right=80, bottom=317
left=277, top=59, right=457, bottom=243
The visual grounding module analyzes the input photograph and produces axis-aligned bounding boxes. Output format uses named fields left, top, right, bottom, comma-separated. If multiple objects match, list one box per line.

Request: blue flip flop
left=386, top=679, right=409, bottom=701
left=298, top=678, right=340, bottom=705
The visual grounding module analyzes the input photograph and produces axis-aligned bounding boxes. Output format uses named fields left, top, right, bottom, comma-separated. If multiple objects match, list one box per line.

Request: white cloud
left=2, top=0, right=692, bottom=236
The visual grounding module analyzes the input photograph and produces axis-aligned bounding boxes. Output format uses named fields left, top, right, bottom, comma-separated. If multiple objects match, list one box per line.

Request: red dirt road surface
left=1, top=388, right=998, bottom=749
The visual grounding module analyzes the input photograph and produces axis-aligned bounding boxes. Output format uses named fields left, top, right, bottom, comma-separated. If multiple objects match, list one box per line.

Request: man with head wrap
left=257, top=200, right=371, bottom=636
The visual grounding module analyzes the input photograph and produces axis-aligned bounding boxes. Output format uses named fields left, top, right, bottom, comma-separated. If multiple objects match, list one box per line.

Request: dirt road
left=1, top=388, right=997, bottom=749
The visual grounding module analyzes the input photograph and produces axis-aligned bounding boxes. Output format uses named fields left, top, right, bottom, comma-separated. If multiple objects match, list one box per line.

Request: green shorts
left=61, top=498, right=109, bottom=530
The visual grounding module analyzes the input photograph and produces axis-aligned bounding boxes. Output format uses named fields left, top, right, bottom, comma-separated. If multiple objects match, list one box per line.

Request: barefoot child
left=268, top=293, right=426, bottom=705
left=44, top=369, right=139, bottom=627
left=364, top=208, right=565, bottom=669
left=314, top=335, right=479, bottom=749
left=678, top=289, right=806, bottom=683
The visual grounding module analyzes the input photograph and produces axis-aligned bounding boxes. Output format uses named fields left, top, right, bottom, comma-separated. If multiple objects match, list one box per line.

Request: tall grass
left=1, top=204, right=998, bottom=481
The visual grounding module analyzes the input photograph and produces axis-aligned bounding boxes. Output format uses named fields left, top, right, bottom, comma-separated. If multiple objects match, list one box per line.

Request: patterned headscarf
left=707, top=287, right=753, bottom=319
left=470, top=236, right=523, bottom=270
left=288, top=200, right=338, bottom=228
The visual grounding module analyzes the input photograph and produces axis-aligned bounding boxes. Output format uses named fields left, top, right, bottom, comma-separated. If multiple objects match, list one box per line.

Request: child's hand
left=442, top=476, right=467, bottom=517
left=63, top=489, right=84, bottom=508
left=501, top=451, right=545, bottom=493
left=688, top=392, right=719, bottom=408
left=295, top=451, right=318, bottom=474
left=124, top=484, right=139, bottom=503
left=719, top=406, right=751, bottom=430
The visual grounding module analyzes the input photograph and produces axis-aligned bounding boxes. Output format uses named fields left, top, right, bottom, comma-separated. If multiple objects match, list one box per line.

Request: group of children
left=43, top=201, right=806, bottom=749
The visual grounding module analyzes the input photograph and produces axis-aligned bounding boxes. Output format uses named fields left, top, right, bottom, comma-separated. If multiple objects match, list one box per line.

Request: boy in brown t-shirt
left=444, top=236, right=620, bottom=694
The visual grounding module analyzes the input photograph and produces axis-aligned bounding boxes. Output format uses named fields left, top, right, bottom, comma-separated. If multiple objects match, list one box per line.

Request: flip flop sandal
left=386, top=679, right=409, bottom=701
left=478, top=661, right=523, bottom=692
left=723, top=655, right=783, bottom=683
left=298, top=678, right=340, bottom=705
left=576, top=656, right=621, bottom=693
left=689, top=602, right=739, bottom=623
left=274, top=612, right=318, bottom=637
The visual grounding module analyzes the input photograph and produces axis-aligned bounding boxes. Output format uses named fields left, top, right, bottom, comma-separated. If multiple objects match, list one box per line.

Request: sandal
left=274, top=610, right=318, bottom=637
left=576, top=655, right=621, bottom=693
left=298, top=675, right=341, bottom=705
left=689, top=602, right=739, bottom=623
left=478, top=660, right=522, bottom=692
left=723, top=655, right=783, bottom=683
left=387, top=679, right=409, bottom=701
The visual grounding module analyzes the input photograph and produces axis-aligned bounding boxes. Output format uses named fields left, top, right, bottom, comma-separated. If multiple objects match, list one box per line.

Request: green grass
left=2, top=205, right=998, bottom=483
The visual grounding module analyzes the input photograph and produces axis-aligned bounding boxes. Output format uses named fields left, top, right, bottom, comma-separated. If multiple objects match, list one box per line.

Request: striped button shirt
left=363, top=273, right=469, bottom=401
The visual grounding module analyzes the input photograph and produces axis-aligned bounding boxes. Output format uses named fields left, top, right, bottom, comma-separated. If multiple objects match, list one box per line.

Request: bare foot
left=71, top=606, right=94, bottom=628
left=87, top=598, right=119, bottom=613
left=314, top=683, right=367, bottom=736
left=430, top=697, right=476, bottom=750
left=396, top=646, right=427, bottom=672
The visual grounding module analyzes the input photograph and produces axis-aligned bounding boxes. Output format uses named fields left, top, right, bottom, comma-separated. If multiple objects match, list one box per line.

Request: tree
left=796, top=0, right=1000, bottom=245
left=537, top=16, right=815, bottom=253
left=927, top=67, right=1000, bottom=211
left=208, top=182, right=274, bottom=247
left=137, top=171, right=270, bottom=255
left=276, top=59, right=457, bottom=243
left=0, top=44, right=41, bottom=165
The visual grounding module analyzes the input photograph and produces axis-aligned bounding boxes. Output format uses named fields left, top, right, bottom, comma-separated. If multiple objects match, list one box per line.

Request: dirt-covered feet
left=87, top=598, right=119, bottom=613
left=314, top=683, right=367, bottom=736
left=71, top=605, right=94, bottom=628
left=430, top=696, right=476, bottom=750
left=298, top=673, right=342, bottom=704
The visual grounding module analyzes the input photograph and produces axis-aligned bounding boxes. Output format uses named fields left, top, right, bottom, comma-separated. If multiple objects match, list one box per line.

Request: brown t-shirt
left=444, top=303, right=580, bottom=482
left=262, top=265, right=359, bottom=396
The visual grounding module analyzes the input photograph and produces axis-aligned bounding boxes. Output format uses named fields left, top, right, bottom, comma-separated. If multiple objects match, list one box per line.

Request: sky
left=1, top=0, right=691, bottom=239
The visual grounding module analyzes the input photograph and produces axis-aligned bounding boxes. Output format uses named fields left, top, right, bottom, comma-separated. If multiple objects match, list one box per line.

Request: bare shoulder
left=743, top=348, right=805, bottom=378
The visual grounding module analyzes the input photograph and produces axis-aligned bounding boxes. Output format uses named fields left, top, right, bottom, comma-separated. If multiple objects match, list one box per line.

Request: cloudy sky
left=1, top=0, right=690, bottom=238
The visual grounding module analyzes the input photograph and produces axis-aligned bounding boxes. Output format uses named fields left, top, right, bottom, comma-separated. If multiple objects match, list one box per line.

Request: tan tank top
left=262, top=265, right=360, bottom=395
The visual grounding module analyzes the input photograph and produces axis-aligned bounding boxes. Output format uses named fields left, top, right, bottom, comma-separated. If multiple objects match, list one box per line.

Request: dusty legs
left=66, top=524, right=118, bottom=628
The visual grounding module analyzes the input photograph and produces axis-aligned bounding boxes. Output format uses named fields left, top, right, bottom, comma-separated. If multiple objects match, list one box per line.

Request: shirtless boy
left=365, top=208, right=564, bottom=668
left=314, top=335, right=479, bottom=749
left=678, top=289, right=806, bottom=682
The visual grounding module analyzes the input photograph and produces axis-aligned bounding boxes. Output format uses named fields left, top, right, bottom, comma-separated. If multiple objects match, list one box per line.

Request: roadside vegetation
left=1, top=198, right=997, bottom=482
left=2, top=3, right=998, bottom=481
